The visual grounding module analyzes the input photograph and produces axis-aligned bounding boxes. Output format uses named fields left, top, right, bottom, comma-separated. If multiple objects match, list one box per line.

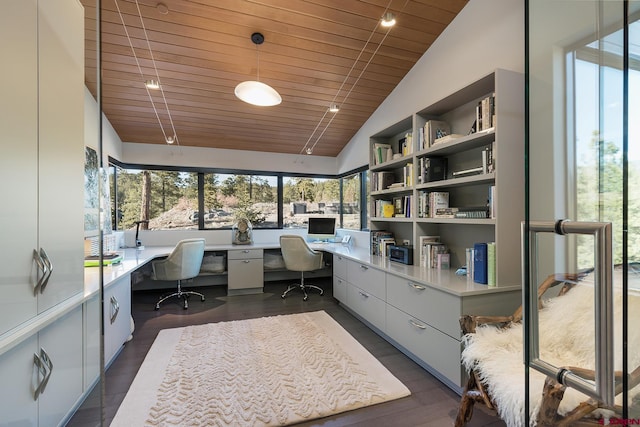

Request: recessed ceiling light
left=145, top=79, right=160, bottom=89
left=381, top=12, right=396, bottom=27
left=329, top=104, right=340, bottom=113
left=156, top=2, right=169, bottom=14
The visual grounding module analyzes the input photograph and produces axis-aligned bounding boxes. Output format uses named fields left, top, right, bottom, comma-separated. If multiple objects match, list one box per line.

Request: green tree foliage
left=576, top=135, right=640, bottom=266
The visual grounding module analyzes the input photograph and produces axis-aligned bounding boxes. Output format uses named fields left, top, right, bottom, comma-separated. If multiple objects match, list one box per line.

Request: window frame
left=109, top=157, right=368, bottom=231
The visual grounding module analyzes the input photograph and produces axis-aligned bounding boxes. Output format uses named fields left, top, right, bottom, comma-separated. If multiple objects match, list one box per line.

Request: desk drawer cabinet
left=228, top=249, right=264, bottom=295
left=386, top=274, right=460, bottom=338
left=346, top=261, right=385, bottom=299
left=347, top=283, right=385, bottom=332
left=333, top=275, right=347, bottom=303
left=386, top=304, right=462, bottom=387
left=333, top=255, right=348, bottom=280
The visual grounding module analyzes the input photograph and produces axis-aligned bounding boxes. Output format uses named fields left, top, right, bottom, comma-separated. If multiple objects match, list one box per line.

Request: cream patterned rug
left=111, top=311, right=410, bottom=426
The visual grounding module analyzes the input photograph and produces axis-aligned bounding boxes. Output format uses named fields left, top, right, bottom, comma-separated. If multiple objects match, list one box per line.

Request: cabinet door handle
left=39, top=348, right=53, bottom=394
left=32, top=348, right=53, bottom=400
left=110, top=296, right=120, bottom=324
left=33, top=353, right=46, bottom=400
left=39, top=248, right=54, bottom=294
left=358, top=291, right=369, bottom=298
left=243, top=260, right=250, bottom=263
left=242, top=250, right=250, bottom=253
left=359, top=265, right=368, bottom=271
left=33, top=249, right=47, bottom=295
left=409, top=319, right=427, bottom=330
left=408, top=282, right=426, bottom=291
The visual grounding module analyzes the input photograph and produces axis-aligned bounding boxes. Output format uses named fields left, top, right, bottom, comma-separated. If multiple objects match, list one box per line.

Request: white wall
left=337, top=0, right=525, bottom=173
left=121, top=142, right=338, bottom=175
left=84, top=88, right=123, bottom=165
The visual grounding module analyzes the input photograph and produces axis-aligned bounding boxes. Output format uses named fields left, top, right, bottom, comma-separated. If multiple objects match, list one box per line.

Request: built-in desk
left=84, top=241, right=522, bottom=395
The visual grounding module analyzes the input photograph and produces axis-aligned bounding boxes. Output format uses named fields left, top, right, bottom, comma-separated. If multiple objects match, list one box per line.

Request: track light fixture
left=381, top=12, right=396, bottom=27
left=145, top=79, right=160, bottom=89
left=329, top=104, right=340, bottom=113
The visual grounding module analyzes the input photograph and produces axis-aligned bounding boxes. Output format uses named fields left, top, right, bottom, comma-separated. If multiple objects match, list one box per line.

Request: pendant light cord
left=299, top=0, right=409, bottom=157
left=113, top=0, right=179, bottom=145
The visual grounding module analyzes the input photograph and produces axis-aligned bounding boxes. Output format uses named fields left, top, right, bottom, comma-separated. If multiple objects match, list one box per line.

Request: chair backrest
left=279, top=235, right=323, bottom=272
left=155, top=238, right=206, bottom=281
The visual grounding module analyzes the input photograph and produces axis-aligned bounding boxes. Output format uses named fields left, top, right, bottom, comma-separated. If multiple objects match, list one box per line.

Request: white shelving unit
left=368, top=68, right=524, bottom=287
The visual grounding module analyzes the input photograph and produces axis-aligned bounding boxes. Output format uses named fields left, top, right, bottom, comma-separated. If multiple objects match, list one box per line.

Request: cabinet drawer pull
left=408, top=282, right=426, bottom=291
left=358, top=291, right=369, bottom=298
left=243, top=260, right=251, bottom=263
left=39, top=248, right=53, bottom=294
left=409, top=319, right=427, bottom=330
left=360, top=265, right=368, bottom=271
left=242, top=250, right=250, bottom=253
left=33, top=249, right=47, bottom=295
left=110, top=296, right=120, bottom=324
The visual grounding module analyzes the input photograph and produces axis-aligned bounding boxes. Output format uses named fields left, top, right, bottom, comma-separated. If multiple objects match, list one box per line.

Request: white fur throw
left=461, top=279, right=640, bottom=427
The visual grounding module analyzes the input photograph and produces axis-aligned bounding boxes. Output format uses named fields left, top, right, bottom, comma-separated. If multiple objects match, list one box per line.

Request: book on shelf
left=437, top=253, right=450, bottom=270
left=433, top=134, right=464, bottom=145
left=473, top=242, right=488, bottom=284
left=475, top=93, right=496, bottom=132
left=434, top=207, right=459, bottom=218
left=424, top=120, right=450, bottom=148
left=465, top=247, right=475, bottom=278
left=454, top=206, right=489, bottom=219
left=371, top=171, right=395, bottom=192
left=370, top=230, right=394, bottom=256
left=382, top=203, right=395, bottom=218
left=420, top=242, right=447, bottom=268
left=372, top=199, right=394, bottom=218
left=393, top=196, right=404, bottom=216
left=379, top=237, right=396, bottom=258
left=419, top=157, right=447, bottom=183
left=400, top=132, right=413, bottom=156
left=487, top=242, right=496, bottom=287
left=373, top=143, right=393, bottom=165
left=429, top=191, right=449, bottom=218
left=403, top=162, right=414, bottom=187
left=488, top=185, right=496, bottom=219
left=419, top=236, right=439, bottom=266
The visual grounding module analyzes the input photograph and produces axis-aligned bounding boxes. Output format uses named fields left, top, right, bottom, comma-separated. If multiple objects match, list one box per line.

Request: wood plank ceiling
left=82, top=0, right=468, bottom=157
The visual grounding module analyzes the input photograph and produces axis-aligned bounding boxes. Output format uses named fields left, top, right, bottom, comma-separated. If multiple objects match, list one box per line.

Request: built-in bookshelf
left=368, top=68, right=524, bottom=287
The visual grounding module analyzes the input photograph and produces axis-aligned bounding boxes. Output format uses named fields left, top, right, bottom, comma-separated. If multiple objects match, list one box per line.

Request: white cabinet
left=0, top=307, right=83, bottom=427
left=332, top=255, right=348, bottom=303
left=228, top=249, right=264, bottom=295
left=104, top=274, right=132, bottom=368
left=0, top=0, right=84, bottom=337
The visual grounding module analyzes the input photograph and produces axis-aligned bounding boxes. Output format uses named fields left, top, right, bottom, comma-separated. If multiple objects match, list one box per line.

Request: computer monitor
left=307, top=217, right=336, bottom=242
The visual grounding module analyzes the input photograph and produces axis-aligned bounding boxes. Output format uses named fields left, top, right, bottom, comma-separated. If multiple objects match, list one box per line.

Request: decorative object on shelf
left=232, top=217, right=253, bottom=245
left=234, top=32, right=282, bottom=107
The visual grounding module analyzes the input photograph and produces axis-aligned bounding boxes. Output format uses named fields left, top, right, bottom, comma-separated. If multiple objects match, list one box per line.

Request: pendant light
left=235, top=33, right=282, bottom=107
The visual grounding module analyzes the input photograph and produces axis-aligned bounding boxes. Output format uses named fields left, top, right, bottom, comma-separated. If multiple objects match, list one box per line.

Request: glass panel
left=203, top=173, right=277, bottom=229
left=112, top=167, right=198, bottom=231
left=528, top=0, right=634, bottom=424
left=341, top=172, right=361, bottom=230
left=283, top=177, right=340, bottom=231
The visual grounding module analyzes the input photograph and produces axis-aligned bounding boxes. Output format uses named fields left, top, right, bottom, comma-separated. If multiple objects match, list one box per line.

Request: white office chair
left=152, top=238, right=206, bottom=310
left=279, top=235, right=324, bottom=301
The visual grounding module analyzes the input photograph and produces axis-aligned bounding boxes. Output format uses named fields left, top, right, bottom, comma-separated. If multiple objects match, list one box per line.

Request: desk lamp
left=134, top=220, right=149, bottom=249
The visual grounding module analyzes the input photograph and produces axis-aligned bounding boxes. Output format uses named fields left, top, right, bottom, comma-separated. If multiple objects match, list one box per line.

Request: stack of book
left=420, top=237, right=448, bottom=269
left=422, top=120, right=450, bottom=149
left=372, top=143, right=393, bottom=165
left=371, top=171, right=395, bottom=192
left=370, top=230, right=394, bottom=257
left=472, top=242, right=496, bottom=286
left=454, top=206, right=489, bottom=219
left=476, top=93, right=496, bottom=132
left=372, top=199, right=394, bottom=218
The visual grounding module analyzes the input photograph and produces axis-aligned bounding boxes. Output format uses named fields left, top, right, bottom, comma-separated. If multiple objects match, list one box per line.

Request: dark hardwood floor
left=68, top=278, right=505, bottom=427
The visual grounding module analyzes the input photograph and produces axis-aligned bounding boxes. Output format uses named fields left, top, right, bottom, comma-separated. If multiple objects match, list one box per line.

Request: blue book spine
left=473, top=243, right=488, bottom=284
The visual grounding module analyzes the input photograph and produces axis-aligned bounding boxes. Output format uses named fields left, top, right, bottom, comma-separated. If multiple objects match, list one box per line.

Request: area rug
left=111, top=311, right=410, bottom=426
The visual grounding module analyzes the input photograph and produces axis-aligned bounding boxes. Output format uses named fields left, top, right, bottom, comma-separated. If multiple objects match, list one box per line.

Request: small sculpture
left=232, top=217, right=253, bottom=245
